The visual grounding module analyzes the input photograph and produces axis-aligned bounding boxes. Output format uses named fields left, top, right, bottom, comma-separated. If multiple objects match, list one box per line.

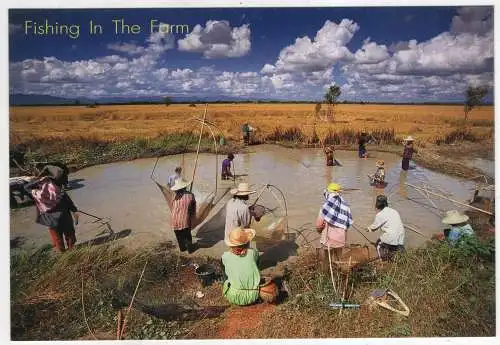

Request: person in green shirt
left=242, top=123, right=250, bottom=145
left=221, top=227, right=261, bottom=306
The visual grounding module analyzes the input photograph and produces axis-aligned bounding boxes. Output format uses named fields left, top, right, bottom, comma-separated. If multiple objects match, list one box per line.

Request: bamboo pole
left=190, top=104, right=208, bottom=192
left=404, top=224, right=431, bottom=239
left=405, top=183, right=493, bottom=216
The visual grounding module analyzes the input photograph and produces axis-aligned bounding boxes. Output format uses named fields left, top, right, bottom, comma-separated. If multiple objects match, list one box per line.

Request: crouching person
left=367, top=195, right=405, bottom=261
left=221, top=227, right=261, bottom=306
left=441, top=210, right=475, bottom=245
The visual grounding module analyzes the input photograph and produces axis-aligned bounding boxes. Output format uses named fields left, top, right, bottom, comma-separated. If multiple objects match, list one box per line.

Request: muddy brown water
left=10, top=145, right=477, bottom=267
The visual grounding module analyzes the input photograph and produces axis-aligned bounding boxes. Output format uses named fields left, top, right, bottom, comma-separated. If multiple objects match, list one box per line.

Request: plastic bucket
left=195, top=264, right=216, bottom=287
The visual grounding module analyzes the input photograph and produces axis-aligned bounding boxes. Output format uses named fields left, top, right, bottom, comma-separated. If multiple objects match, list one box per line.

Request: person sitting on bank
left=367, top=195, right=405, bottom=261
left=324, top=146, right=336, bottom=166
left=24, top=165, right=79, bottom=253
left=167, top=166, right=182, bottom=188
left=401, top=136, right=416, bottom=171
left=442, top=210, right=475, bottom=245
left=221, top=153, right=235, bottom=180
left=225, top=183, right=258, bottom=241
left=316, top=182, right=353, bottom=260
left=369, top=160, right=386, bottom=186
left=222, top=227, right=261, bottom=306
left=170, top=178, right=196, bottom=253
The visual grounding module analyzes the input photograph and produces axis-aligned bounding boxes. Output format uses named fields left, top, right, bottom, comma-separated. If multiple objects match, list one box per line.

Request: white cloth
left=225, top=198, right=251, bottom=239
left=369, top=207, right=405, bottom=246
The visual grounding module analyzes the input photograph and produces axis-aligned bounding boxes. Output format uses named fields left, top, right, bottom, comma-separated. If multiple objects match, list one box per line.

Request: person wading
left=367, top=195, right=405, bottom=261
left=24, top=165, right=79, bottom=252
left=225, top=183, right=257, bottom=241
left=401, top=136, right=416, bottom=171
left=167, top=166, right=182, bottom=188
left=370, top=160, right=386, bottom=186
left=221, top=153, right=235, bottom=180
left=170, top=178, right=197, bottom=253
left=324, top=146, right=335, bottom=166
left=316, top=182, right=353, bottom=260
left=221, top=227, right=261, bottom=306
left=358, top=132, right=369, bottom=158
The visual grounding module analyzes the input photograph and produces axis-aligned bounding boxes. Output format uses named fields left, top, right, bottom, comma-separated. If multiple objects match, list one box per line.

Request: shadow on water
left=67, top=178, right=85, bottom=191
left=75, top=229, right=132, bottom=248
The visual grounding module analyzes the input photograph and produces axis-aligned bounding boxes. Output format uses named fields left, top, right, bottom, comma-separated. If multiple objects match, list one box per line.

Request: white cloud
left=178, top=20, right=251, bottom=58
left=107, top=42, right=145, bottom=56
left=450, top=6, right=493, bottom=35
left=354, top=39, right=390, bottom=65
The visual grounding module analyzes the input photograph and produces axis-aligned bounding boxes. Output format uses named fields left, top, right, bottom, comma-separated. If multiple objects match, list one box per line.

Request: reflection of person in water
left=399, top=170, right=409, bottom=198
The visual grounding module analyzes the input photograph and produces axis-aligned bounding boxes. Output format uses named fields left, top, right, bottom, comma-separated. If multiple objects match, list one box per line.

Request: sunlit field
left=9, top=103, right=494, bottom=145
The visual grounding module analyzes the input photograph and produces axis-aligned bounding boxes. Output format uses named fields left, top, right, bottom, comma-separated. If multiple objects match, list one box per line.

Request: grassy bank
left=10, top=126, right=493, bottom=181
left=11, top=224, right=495, bottom=339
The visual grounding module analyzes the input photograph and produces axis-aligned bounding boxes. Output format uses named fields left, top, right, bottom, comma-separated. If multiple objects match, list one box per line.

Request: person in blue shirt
left=442, top=210, right=475, bottom=244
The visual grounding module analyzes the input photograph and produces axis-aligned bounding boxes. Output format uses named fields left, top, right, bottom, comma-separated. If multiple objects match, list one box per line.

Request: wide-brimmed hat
left=326, top=182, right=343, bottom=193
left=376, top=160, right=385, bottom=167
left=230, top=183, right=256, bottom=196
left=404, top=136, right=415, bottom=142
left=225, top=227, right=256, bottom=247
left=442, top=210, right=469, bottom=225
left=171, top=178, right=192, bottom=191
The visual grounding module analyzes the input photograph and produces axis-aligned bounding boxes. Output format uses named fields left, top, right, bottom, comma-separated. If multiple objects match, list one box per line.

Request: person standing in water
left=324, top=146, right=335, bottom=166
left=358, top=132, right=369, bottom=158
left=221, top=153, right=235, bottom=180
left=224, top=183, right=258, bottom=241
left=167, top=166, right=182, bottom=188
left=401, top=136, right=416, bottom=171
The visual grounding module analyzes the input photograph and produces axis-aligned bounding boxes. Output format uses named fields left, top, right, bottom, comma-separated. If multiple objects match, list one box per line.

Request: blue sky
left=9, top=6, right=494, bottom=102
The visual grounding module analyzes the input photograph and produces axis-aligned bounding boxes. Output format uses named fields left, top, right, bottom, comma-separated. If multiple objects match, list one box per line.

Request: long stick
left=404, top=224, right=431, bottom=239
left=351, top=224, right=377, bottom=246
left=406, top=183, right=492, bottom=215
left=120, top=260, right=148, bottom=339
left=327, top=245, right=338, bottom=296
left=190, top=104, right=208, bottom=192
left=251, top=184, right=269, bottom=207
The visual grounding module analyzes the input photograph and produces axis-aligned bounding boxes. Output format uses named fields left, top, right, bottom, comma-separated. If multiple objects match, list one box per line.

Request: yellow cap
left=327, top=182, right=342, bottom=193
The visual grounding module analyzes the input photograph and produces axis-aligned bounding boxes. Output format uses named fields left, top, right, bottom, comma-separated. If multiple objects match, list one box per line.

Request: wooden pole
left=404, top=224, right=431, bottom=239
left=405, top=183, right=493, bottom=216
left=190, top=104, right=208, bottom=192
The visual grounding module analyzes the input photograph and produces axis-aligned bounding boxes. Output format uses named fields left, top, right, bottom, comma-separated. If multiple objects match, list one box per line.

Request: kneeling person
left=367, top=195, right=405, bottom=261
left=222, top=227, right=260, bottom=306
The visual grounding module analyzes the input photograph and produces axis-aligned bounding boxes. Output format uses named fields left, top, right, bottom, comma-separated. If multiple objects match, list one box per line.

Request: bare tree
left=464, top=86, right=488, bottom=121
left=324, top=85, right=341, bottom=122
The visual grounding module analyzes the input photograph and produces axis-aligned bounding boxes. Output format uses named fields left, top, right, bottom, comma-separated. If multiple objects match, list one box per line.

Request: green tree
left=324, top=85, right=341, bottom=122
left=464, top=86, right=488, bottom=121
left=164, top=97, right=172, bottom=107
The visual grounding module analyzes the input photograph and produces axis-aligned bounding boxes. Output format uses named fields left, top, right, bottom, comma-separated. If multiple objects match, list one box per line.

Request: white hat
left=404, top=136, right=415, bottom=142
left=442, top=210, right=469, bottom=225
left=225, top=227, right=256, bottom=247
left=230, top=183, right=256, bottom=196
left=170, top=178, right=192, bottom=191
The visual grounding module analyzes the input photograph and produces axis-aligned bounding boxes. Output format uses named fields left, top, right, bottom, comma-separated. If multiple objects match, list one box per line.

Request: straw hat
left=230, top=183, right=256, bottom=196
left=404, top=136, right=415, bottom=142
left=170, top=178, right=192, bottom=191
left=442, top=210, right=469, bottom=225
left=376, top=160, right=385, bottom=167
left=327, top=182, right=343, bottom=193
left=225, top=227, right=256, bottom=247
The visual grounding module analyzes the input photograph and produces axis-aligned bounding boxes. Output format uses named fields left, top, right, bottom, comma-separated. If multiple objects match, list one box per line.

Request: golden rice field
left=9, top=103, right=494, bottom=144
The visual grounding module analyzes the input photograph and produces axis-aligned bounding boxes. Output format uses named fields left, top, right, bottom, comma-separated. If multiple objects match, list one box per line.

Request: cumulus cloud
left=265, top=19, right=359, bottom=75
left=450, top=6, right=493, bottom=35
left=107, top=42, right=145, bottom=56
left=178, top=20, right=251, bottom=58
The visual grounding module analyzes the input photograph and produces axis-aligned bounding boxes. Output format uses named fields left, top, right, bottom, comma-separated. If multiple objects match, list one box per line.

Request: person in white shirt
left=225, top=183, right=258, bottom=241
left=367, top=195, right=405, bottom=261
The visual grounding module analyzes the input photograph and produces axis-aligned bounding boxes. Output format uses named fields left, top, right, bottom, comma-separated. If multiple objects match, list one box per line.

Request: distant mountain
left=10, top=94, right=94, bottom=105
